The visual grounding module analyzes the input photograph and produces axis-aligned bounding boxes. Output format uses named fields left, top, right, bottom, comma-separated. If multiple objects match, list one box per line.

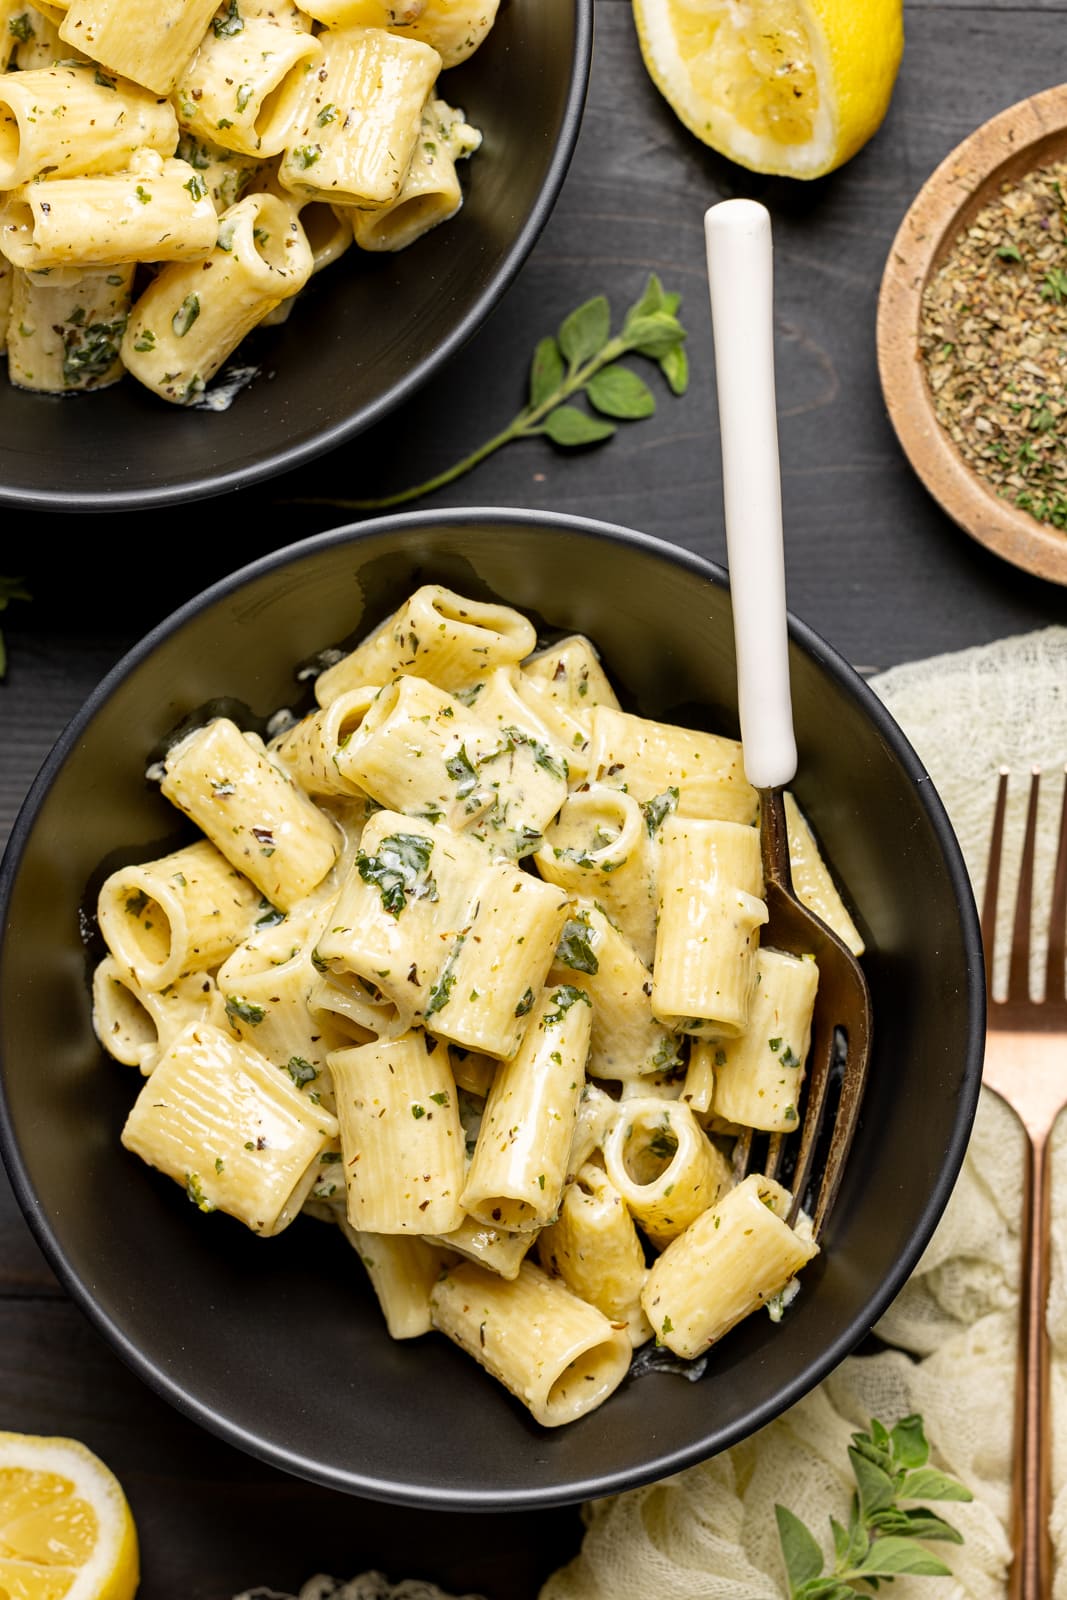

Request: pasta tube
left=174, top=20, right=321, bottom=157
left=340, top=1221, right=446, bottom=1338
left=711, top=948, right=818, bottom=1132
left=538, top=1163, right=652, bottom=1345
left=160, top=717, right=339, bottom=910
left=0, top=152, right=218, bottom=269
left=315, top=584, right=536, bottom=705
left=784, top=791, right=865, bottom=956
left=315, top=810, right=568, bottom=1058
left=351, top=98, right=480, bottom=252
left=121, top=191, right=313, bottom=403
left=59, top=0, right=221, bottom=93
left=549, top=905, right=681, bottom=1082
left=328, top=1029, right=465, bottom=1235
left=419, top=864, right=569, bottom=1058
left=329, top=675, right=502, bottom=827
left=461, top=983, right=591, bottom=1232
left=652, top=817, right=767, bottom=1039
left=276, top=26, right=440, bottom=207
left=256, top=180, right=352, bottom=323
left=430, top=1259, right=632, bottom=1427
left=92, top=955, right=226, bottom=1073
left=565, top=1081, right=616, bottom=1183
left=458, top=667, right=571, bottom=858
left=535, top=787, right=656, bottom=965
left=589, top=706, right=758, bottom=825
left=313, top=809, right=485, bottom=1038
left=216, top=897, right=352, bottom=1110
left=641, top=1174, right=819, bottom=1358
left=602, top=1096, right=731, bottom=1248
left=0, top=63, right=178, bottom=186
left=308, top=970, right=407, bottom=1044
left=121, top=1019, right=340, bottom=1236
left=7, top=262, right=132, bottom=392
left=269, top=685, right=381, bottom=798
left=427, top=1215, right=530, bottom=1280
left=97, top=838, right=261, bottom=991
left=296, top=0, right=498, bottom=67
left=522, top=634, right=620, bottom=719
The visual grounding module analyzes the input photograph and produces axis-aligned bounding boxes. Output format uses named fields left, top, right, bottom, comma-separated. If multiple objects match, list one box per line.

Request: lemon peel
left=0, top=1431, right=139, bottom=1600
left=631, top=0, right=904, bottom=179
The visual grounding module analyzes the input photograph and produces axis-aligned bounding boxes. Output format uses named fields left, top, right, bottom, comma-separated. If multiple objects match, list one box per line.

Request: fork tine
left=981, top=768, right=1009, bottom=997
left=785, top=1010, right=835, bottom=1226
left=1046, top=767, right=1067, bottom=1004
left=1007, top=768, right=1041, bottom=1003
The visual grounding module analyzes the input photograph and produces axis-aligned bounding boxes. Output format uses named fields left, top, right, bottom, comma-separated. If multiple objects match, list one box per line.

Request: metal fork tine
left=1046, top=768, right=1067, bottom=1004
left=981, top=768, right=1009, bottom=997
left=732, top=1125, right=753, bottom=1184
left=1007, top=768, right=1041, bottom=1002
left=786, top=1013, right=835, bottom=1226
left=763, top=1132, right=786, bottom=1186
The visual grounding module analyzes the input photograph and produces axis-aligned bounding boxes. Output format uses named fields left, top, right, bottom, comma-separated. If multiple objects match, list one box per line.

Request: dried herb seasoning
left=920, top=158, right=1067, bottom=532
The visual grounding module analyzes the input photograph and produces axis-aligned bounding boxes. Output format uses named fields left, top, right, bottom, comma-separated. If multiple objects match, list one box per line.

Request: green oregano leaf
left=541, top=405, right=615, bottom=447
left=856, top=1538, right=952, bottom=1578
left=586, top=363, right=656, bottom=419
left=775, top=1506, right=825, bottom=1590
left=896, top=1468, right=973, bottom=1503
left=530, top=335, right=565, bottom=407
left=621, top=311, right=686, bottom=359
left=558, top=294, right=610, bottom=366
left=660, top=343, right=689, bottom=396
left=889, top=1413, right=930, bottom=1470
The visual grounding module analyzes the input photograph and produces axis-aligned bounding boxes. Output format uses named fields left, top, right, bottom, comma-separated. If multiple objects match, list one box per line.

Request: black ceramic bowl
left=0, top=2, right=591, bottom=512
left=0, top=510, right=983, bottom=1509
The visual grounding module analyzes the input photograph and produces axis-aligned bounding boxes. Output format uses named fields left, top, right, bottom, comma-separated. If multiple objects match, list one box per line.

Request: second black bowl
left=0, top=509, right=983, bottom=1508
left=0, top=1, right=591, bottom=511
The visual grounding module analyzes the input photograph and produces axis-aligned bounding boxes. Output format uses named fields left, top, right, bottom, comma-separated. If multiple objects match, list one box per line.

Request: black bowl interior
left=0, top=0, right=591, bottom=511
left=0, top=511, right=983, bottom=1509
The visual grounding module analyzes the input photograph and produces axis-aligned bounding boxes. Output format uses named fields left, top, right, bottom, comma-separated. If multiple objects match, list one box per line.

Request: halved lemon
left=631, top=0, right=904, bottom=179
left=0, top=1432, right=139, bottom=1600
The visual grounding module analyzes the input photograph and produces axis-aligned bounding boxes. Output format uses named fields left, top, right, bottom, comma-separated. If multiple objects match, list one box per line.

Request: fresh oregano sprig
left=775, top=1414, right=972, bottom=1598
left=0, top=576, right=31, bottom=681
left=321, top=274, right=688, bottom=510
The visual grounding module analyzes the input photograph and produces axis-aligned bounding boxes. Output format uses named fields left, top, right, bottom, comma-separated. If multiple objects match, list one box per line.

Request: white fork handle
left=705, top=198, right=796, bottom=791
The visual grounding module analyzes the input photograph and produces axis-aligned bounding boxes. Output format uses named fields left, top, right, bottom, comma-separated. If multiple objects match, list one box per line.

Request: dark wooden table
left=2, top=2, right=1065, bottom=1596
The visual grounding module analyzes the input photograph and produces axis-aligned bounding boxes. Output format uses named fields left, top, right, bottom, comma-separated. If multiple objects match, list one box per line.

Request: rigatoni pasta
left=92, top=586, right=866, bottom=1428
left=1, top=5, right=496, bottom=399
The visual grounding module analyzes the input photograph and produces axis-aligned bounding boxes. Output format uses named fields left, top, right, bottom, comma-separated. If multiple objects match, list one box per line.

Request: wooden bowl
left=877, top=84, right=1067, bottom=586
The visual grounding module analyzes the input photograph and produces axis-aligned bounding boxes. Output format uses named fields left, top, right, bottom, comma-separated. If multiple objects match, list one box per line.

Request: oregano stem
left=298, top=334, right=634, bottom=512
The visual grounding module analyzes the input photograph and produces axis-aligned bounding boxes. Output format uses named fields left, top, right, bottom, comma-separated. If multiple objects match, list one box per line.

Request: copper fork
left=981, top=766, right=1067, bottom=1600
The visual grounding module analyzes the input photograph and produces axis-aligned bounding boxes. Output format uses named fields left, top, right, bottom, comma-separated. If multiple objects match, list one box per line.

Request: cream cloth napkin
left=236, top=628, right=1067, bottom=1600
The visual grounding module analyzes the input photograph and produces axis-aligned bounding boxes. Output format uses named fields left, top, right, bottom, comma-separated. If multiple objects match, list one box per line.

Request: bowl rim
left=0, top=0, right=594, bottom=515
left=0, top=507, right=985, bottom=1509
left=876, top=82, right=1067, bottom=587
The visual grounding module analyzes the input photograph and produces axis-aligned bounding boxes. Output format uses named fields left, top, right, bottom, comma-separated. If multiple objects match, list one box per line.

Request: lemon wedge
left=631, top=0, right=904, bottom=178
left=0, top=1432, right=139, bottom=1600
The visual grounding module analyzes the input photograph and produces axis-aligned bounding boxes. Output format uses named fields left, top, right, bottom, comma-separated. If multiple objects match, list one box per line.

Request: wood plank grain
left=1, top=5, right=1066, bottom=1597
